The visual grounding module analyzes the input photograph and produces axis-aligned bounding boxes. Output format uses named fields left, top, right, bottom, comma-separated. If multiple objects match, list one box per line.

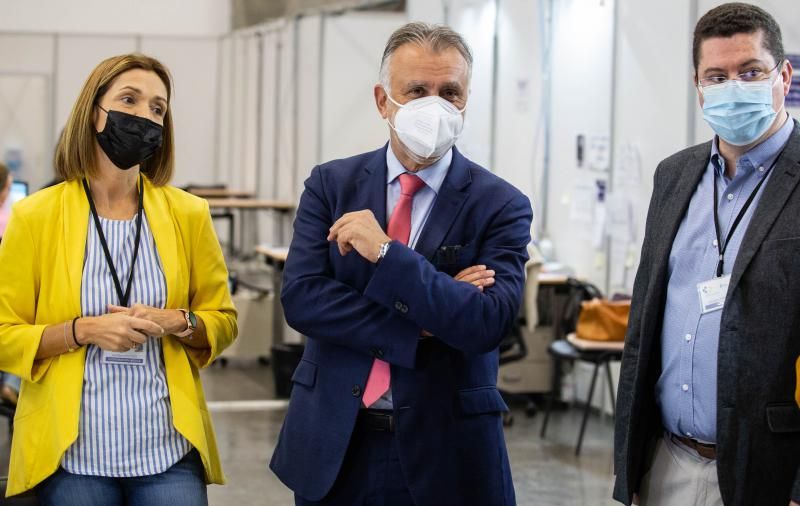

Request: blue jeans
left=37, top=449, right=207, bottom=506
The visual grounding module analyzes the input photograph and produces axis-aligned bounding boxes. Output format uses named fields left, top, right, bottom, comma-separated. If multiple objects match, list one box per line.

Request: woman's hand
left=108, top=304, right=186, bottom=337
left=76, top=311, right=164, bottom=352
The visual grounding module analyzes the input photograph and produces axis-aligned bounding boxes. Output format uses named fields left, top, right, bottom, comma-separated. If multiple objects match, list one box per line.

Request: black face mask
left=96, top=107, right=163, bottom=170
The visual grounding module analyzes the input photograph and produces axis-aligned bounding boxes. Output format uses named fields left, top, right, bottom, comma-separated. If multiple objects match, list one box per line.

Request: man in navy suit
left=270, top=22, right=532, bottom=506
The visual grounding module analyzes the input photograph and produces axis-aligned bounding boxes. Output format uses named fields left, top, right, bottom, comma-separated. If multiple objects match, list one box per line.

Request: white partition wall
left=0, top=0, right=230, bottom=37
left=545, top=0, right=615, bottom=289
left=276, top=23, right=297, bottom=204
left=140, top=36, right=221, bottom=187
left=295, top=15, right=323, bottom=199
left=493, top=0, right=545, bottom=225
left=216, top=35, right=234, bottom=184
left=446, top=1, right=497, bottom=168
left=319, top=13, right=403, bottom=165
left=608, top=0, right=694, bottom=294
left=55, top=35, right=138, bottom=135
left=0, top=34, right=55, bottom=190
left=258, top=27, right=280, bottom=202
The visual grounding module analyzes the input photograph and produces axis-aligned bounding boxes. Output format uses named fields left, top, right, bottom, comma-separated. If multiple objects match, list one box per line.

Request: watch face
left=188, top=311, right=198, bottom=328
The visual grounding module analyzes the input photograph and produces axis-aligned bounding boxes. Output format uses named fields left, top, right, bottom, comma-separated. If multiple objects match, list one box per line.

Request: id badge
left=102, top=344, right=146, bottom=366
left=697, top=275, right=730, bottom=314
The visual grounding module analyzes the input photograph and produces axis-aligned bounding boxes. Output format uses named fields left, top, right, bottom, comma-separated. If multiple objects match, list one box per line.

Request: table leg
left=269, top=258, right=285, bottom=346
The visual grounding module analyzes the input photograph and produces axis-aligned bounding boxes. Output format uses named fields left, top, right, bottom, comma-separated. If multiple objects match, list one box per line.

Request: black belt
left=671, top=434, right=717, bottom=460
left=357, top=409, right=394, bottom=433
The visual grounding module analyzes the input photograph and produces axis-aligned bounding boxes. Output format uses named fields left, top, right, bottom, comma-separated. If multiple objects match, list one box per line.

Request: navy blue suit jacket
left=270, top=145, right=532, bottom=505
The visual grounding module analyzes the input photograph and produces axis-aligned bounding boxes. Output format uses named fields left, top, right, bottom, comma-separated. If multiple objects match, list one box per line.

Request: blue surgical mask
left=701, top=78, right=778, bottom=146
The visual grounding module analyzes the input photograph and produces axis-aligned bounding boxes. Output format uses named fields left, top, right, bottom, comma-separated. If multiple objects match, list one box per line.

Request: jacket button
left=394, top=301, right=404, bottom=311
left=400, top=304, right=408, bottom=314
left=352, top=385, right=362, bottom=397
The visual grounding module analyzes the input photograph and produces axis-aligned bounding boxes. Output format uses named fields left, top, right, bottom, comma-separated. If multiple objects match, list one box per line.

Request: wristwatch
left=378, top=241, right=391, bottom=263
left=175, top=309, right=197, bottom=338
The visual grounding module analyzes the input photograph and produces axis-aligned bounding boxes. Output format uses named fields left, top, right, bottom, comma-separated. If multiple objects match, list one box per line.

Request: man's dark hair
left=693, top=2, right=784, bottom=72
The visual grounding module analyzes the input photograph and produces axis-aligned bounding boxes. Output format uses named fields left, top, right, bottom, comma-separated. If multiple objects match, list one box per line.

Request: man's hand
left=454, top=265, right=495, bottom=293
left=790, top=501, right=799, bottom=506
left=328, top=210, right=391, bottom=263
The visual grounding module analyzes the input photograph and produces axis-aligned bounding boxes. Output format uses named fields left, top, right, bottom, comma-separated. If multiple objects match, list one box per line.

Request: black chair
left=183, top=184, right=236, bottom=257
left=0, top=401, right=13, bottom=437
left=539, top=279, right=624, bottom=455
left=498, top=321, right=531, bottom=426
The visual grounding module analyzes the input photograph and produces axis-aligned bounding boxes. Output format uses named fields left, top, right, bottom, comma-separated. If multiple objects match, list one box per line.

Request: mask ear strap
left=384, top=89, right=404, bottom=109
left=384, top=88, right=404, bottom=131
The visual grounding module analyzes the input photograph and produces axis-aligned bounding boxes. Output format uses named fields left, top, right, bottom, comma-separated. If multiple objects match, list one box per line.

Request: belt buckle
left=376, top=412, right=394, bottom=432
left=366, top=411, right=394, bottom=432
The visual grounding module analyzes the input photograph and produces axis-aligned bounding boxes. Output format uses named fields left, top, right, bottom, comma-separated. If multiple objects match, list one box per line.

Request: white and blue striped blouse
left=62, top=212, right=191, bottom=477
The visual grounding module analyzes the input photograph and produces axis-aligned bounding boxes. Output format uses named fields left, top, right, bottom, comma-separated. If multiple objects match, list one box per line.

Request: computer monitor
left=9, top=181, right=28, bottom=204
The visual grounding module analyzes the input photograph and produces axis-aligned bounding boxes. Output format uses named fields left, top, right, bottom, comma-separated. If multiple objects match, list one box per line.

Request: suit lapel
left=413, top=147, right=471, bottom=261
left=143, top=178, right=180, bottom=308
left=649, top=144, right=710, bottom=282
left=641, top=143, right=710, bottom=343
left=729, top=121, right=800, bottom=293
left=63, top=180, right=90, bottom=316
left=356, top=146, right=389, bottom=228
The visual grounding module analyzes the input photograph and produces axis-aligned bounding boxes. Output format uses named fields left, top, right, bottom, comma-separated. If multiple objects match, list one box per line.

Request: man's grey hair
left=379, top=22, right=473, bottom=91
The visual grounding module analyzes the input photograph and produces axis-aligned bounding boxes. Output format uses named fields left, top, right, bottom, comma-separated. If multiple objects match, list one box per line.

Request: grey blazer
left=613, top=120, right=800, bottom=506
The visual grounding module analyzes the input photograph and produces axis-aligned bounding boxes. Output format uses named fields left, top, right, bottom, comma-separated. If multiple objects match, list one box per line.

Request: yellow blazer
left=0, top=177, right=237, bottom=496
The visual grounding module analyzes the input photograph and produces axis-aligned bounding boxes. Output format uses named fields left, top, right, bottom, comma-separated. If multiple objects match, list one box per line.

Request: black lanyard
left=712, top=158, right=777, bottom=278
left=82, top=174, right=144, bottom=307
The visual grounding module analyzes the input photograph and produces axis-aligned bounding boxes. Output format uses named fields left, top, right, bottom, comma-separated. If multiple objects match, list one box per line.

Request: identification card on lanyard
left=697, top=275, right=731, bottom=314
left=83, top=175, right=147, bottom=366
left=102, top=345, right=147, bottom=366
left=701, top=156, right=778, bottom=314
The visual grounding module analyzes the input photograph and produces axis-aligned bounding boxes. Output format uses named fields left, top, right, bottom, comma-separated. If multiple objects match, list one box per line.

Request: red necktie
left=362, top=173, right=426, bottom=407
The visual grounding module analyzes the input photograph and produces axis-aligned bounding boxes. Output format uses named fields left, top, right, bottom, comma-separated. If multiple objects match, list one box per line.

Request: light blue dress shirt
left=656, top=114, right=793, bottom=443
left=369, top=144, right=452, bottom=410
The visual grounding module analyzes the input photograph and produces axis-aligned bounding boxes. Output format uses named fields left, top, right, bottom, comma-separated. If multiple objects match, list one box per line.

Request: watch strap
left=174, top=309, right=195, bottom=338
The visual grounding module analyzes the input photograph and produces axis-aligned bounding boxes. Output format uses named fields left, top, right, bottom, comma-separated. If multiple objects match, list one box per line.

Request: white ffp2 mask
left=386, top=92, right=466, bottom=163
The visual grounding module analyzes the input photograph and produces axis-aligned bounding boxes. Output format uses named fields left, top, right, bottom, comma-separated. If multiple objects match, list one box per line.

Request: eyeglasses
left=697, top=61, right=782, bottom=89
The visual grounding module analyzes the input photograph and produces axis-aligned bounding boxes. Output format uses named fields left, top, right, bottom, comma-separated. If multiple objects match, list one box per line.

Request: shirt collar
left=386, top=144, right=452, bottom=195
left=711, top=113, right=794, bottom=179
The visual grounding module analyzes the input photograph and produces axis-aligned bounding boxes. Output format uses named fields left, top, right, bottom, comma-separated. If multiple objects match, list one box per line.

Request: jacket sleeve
left=363, top=192, right=532, bottom=355
left=281, top=166, right=422, bottom=369
left=613, top=163, right=665, bottom=503
left=183, top=201, right=238, bottom=369
left=0, top=208, right=53, bottom=382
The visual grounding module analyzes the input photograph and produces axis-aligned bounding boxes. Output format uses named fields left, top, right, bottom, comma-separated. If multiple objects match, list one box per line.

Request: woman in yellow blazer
left=0, top=54, right=237, bottom=505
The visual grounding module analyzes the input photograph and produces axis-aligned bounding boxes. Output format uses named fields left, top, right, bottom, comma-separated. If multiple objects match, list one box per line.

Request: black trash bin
left=271, top=343, right=305, bottom=398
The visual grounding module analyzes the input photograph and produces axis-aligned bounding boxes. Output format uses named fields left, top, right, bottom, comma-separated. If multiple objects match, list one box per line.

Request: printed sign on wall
left=788, top=55, right=800, bottom=108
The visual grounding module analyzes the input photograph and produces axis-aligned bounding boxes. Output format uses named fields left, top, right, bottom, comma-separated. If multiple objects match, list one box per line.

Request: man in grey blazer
left=614, top=3, right=800, bottom=505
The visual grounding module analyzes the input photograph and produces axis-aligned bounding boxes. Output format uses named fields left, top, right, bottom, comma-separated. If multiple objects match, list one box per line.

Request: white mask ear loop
left=384, top=91, right=403, bottom=131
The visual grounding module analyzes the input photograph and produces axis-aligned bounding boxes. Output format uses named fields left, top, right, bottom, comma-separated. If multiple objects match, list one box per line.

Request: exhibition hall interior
left=0, top=0, right=798, bottom=504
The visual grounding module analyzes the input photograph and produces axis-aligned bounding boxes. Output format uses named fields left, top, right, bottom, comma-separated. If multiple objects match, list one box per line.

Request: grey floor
left=201, top=362, right=618, bottom=506
left=0, top=362, right=618, bottom=505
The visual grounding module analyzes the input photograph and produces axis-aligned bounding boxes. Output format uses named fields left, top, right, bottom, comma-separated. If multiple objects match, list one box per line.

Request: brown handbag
left=575, top=298, right=631, bottom=342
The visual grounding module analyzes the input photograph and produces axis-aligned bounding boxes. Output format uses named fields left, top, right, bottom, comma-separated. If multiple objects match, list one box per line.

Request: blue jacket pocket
left=458, top=386, right=509, bottom=415
left=291, top=360, right=318, bottom=388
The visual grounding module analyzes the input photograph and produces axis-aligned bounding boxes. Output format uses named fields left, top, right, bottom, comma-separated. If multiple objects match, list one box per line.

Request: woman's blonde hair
left=54, top=53, right=175, bottom=186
